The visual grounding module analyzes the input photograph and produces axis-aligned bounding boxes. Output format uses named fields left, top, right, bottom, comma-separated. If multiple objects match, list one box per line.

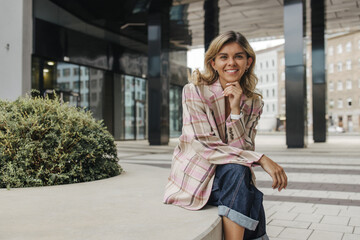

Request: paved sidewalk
left=118, top=133, right=360, bottom=240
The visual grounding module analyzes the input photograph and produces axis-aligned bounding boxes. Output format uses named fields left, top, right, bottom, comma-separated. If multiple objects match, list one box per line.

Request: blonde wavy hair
left=190, top=31, right=261, bottom=99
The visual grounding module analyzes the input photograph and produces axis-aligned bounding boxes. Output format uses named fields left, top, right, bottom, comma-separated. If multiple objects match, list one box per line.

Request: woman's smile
left=211, top=42, right=252, bottom=89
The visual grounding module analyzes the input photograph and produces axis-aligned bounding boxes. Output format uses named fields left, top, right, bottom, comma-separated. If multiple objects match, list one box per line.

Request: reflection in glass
left=80, top=66, right=89, bottom=110
left=56, top=62, right=80, bottom=107
left=89, top=68, right=104, bottom=120
left=124, top=75, right=135, bottom=139
left=122, top=75, right=147, bottom=140
left=135, top=77, right=146, bottom=139
left=170, top=85, right=183, bottom=138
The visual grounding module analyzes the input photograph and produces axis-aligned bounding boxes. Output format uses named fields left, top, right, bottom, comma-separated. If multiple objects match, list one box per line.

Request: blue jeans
left=207, top=164, right=269, bottom=240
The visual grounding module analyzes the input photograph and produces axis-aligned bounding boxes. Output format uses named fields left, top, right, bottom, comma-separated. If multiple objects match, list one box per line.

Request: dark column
left=311, top=0, right=326, bottom=142
left=284, top=0, right=307, bottom=148
left=148, top=0, right=171, bottom=145
left=204, top=0, right=219, bottom=51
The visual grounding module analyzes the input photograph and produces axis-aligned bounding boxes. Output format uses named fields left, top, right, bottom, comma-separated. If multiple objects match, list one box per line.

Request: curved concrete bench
left=0, top=163, right=221, bottom=240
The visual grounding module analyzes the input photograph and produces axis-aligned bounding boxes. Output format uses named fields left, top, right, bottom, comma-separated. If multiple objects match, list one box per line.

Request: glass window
left=272, top=73, right=275, bottom=81
left=347, top=98, right=352, bottom=107
left=281, top=72, right=285, bottom=81
left=281, top=58, right=285, bottom=66
left=266, top=74, right=269, bottom=82
left=329, top=81, right=334, bottom=91
left=57, top=63, right=80, bottom=107
left=170, top=85, right=183, bottom=138
left=73, top=68, right=79, bottom=76
left=346, top=60, right=352, bottom=70
left=63, top=68, right=70, bottom=77
left=346, top=79, right=352, bottom=90
left=337, top=44, right=342, bottom=54
left=338, top=99, right=343, bottom=108
left=135, top=77, right=146, bottom=139
left=328, top=46, right=333, bottom=56
left=89, top=68, right=104, bottom=120
left=80, top=66, right=89, bottom=109
left=266, top=89, right=269, bottom=98
left=329, top=99, right=334, bottom=108
left=346, top=42, right=352, bottom=52
left=329, top=63, right=334, bottom=73
left=272, top=88, right=275, bottom=97
left=337, top=81, right=343, bottom=91
left=337, top=62, right=342, bottom=72
left=272, top=59, right=275, bottom=67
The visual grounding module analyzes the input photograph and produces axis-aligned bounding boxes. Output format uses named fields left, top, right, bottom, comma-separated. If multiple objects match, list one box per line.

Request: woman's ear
left=247, top=57, right=253, bottom=68
left=211, top=59, right=216, bottom=70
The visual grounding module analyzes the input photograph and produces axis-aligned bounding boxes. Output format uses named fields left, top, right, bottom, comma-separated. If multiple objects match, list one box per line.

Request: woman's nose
left=227, top=57, right=236, bottom=65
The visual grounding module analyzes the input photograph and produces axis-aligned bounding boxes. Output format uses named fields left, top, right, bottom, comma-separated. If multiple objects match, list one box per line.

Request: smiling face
left=211, top=42, right=253, bottom=89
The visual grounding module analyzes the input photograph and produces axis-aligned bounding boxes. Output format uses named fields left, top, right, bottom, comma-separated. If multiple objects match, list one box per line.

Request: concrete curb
left=0, top=163, right=221, bottom=240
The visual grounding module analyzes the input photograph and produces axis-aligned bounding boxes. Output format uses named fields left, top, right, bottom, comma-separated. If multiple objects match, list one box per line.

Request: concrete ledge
left=0, top=163, right=221, bottom=240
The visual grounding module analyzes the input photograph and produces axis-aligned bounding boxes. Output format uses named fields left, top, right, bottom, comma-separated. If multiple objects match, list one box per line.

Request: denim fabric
left=207, top=164, right=269, bottom=240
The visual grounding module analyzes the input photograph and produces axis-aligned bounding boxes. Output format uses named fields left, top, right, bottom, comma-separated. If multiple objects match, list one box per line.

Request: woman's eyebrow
left=218, top=52, right=246, bottom=55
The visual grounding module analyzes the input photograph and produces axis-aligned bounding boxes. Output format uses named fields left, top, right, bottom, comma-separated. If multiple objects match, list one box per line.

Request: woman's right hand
left=258, top=155, right=287, bottom=191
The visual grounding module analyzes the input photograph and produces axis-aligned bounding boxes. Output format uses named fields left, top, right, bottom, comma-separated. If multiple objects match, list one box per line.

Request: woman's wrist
left=230, top=112, right=243, bottom=120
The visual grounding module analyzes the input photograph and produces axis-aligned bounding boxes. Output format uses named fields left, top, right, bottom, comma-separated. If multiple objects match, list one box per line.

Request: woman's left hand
left=222, top=81, right=242, bottom=114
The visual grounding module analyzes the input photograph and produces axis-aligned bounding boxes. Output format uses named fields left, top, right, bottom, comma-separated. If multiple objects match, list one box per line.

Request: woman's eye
left=235, top=55, right=243, bottom=59
left=220, top=56, right=227, bottom=59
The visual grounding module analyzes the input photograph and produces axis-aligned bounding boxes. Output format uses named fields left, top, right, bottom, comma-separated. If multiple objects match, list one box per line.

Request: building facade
left=0, top=0, right=188, bottom=140
left=326, top=31, right=360, bottom=132
left=255, top=46, right=281, bottom=132
left=256, top=31, right=360, bottom=133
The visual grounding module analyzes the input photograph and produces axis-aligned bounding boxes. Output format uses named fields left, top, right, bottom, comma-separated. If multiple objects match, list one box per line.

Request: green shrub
left=0, top=91, right=122, bottom=188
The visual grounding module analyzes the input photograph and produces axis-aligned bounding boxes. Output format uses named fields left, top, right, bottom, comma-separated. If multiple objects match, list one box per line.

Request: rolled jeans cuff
left=218, top=205, right=259, bottom=231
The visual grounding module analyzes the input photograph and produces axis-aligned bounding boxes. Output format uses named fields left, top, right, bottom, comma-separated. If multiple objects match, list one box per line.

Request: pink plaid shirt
left=163, top=80, right=264, bottom=210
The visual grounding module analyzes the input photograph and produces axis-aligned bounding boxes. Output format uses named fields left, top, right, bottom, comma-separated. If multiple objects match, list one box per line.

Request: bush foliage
left=0, top=91, right=122, bottom=188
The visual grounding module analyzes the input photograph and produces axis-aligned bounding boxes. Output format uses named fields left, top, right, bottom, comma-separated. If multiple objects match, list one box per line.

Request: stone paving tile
left=349, top=193, right=360, bottom=200
left=255, top=172, right=360, bottom=185
left=266, top=225, right=284, bottom=238
left=266, top=203, right=295, bottom=213
left=313, top=206, right=341, bottom=216
left=270, top=212, right=299, bottom=221
left=268, top=219, right=311, bottom=229
left=342, top=233, right=360, bottom=240
left=294, top=213, right=324, bottom=223
left=307, top=230, right=343, bottom=240
left=277, top=227, right=313, bottom=240
left=268, top=238, right=290, bottom=240
left=309, top=223, right=354, bottom=233
left=290, top=205, right=317, bottom=214
left=339, top=208, right=360, bottom=217
left=349, top=217, right=360, bottom=227
left=320, top=215, right=350, bottom=225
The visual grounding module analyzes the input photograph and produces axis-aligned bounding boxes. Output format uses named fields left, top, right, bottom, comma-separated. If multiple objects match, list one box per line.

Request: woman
left=163, top=31, right=287, bottom=240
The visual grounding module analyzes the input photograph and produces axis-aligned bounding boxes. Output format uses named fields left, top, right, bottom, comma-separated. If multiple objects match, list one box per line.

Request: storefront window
left=170, top=85, right=183, bottom=138
left=122, top=75, right=147, bottom=140
left=89, top=68, right=104, bottom=120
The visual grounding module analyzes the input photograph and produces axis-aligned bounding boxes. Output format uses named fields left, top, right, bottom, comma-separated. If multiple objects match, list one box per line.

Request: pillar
left=148, top=0, right=171, bottom=145
left=311, top=0, right=326, bottom=142
left=284, top=0, right=307, bottom=148
left=204, top=0, right=219, bottom=51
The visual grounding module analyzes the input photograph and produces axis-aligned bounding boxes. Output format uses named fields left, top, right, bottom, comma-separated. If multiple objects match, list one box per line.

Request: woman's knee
left=218, top=164, right=250, bottom=179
